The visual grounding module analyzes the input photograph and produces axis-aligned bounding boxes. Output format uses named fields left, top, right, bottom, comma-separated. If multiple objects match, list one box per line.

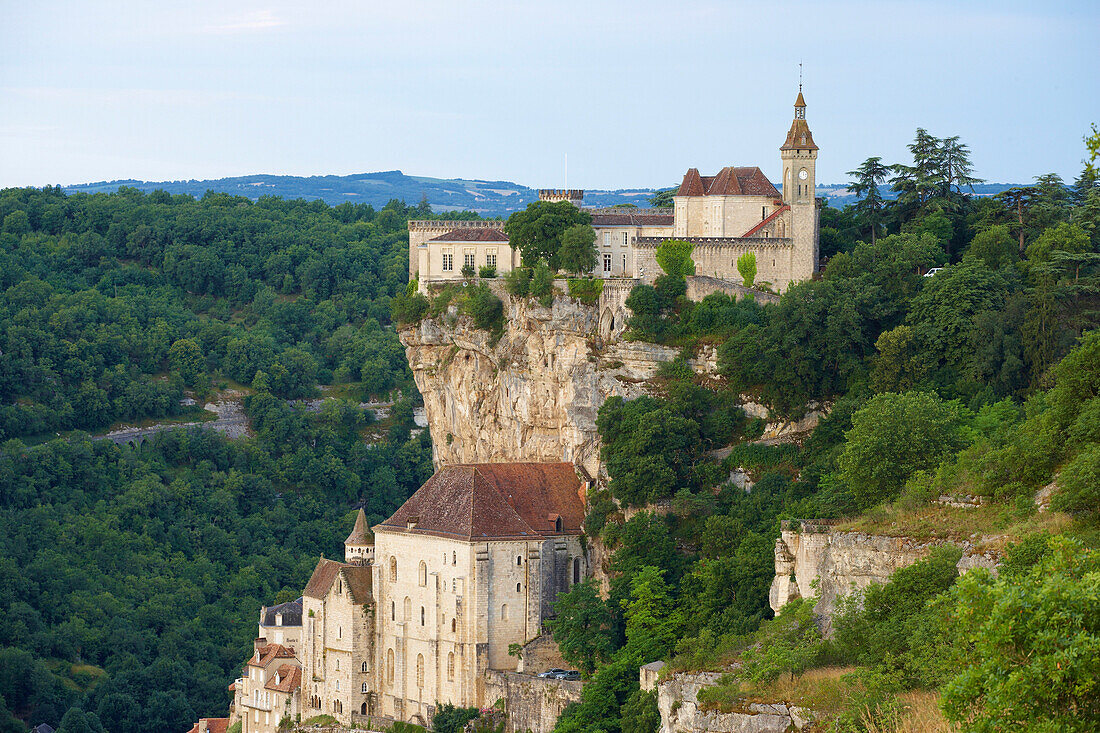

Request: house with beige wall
left=236, top=641, right=300, bottom=733
left=409, top=90, right=819, bottom=293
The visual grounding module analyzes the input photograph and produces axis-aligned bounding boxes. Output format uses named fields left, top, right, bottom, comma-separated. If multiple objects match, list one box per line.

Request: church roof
left=345, top=509, right=373, bottom=546
left=795, top=91, right=806, bottom=108
left=429, top=228, right=508, bottom=242
left=303, top=557, right=373, bottom=604
left=376, top=463, right=585, bottom=541
left=676, top=167, right=780, bottom=197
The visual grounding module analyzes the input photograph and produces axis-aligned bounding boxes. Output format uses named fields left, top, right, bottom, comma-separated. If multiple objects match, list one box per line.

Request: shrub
left=736, top=251, right=757, bottom=288
left=466, top=284, right=504, bottom=335
left=461, top=263, right=475, bottom=278
left=656, top=239, right=696, bottom=278
left=531, top=259, right=554, bottom=305
left=479, top=264, right=497, bottom=278
left=391, top=292, right=430, bottom=325
left=568, top=277, right=604, bottom=304
left=504, top=266, right=531, bottom=296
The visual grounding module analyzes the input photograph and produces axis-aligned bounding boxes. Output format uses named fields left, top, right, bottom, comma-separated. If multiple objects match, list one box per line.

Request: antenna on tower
left=799, top=61, right=803, bottom=93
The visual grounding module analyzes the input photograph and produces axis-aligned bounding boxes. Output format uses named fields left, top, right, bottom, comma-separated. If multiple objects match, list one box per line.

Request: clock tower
left=780, top=88, right=819, bottom=279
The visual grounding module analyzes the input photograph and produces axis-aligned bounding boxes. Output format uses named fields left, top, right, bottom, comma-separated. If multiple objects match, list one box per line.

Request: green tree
left=504, top=201, right=592, bottom=269
left=1025, top=222, right=1091, bottom=263
left=622, top=566, right=684, bottom=664
left=846, top=156, right=891, bottom=243
left=736, top=251, right=756, bottom=288
left=620, top=689, right=660, bottom=733
left=834, top=391, right=970, bottom=508
left=655, top=240, right=695, bottom=279
left=168, top=338, right=205, bottom=385
left=964, top=225, right=1018, bottom=270
left=549, top=579, right=614, bottom=676
left=558, top=224, right=598, bottom=275
left=942, top=537, right=1100, bottom=732
left=939, top=135, right=983, bottom=195
left=738, top=597, right=824, bottom=683
left=649, top=189, right=676, bottom=208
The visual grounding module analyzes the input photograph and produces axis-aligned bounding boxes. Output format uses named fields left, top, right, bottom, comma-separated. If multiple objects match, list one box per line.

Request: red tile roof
left=248, top=643, right=296, bottom=668
left=377, top=463, right=585, bottom=541
left=677, top=167, right=780, bottom=197
left=342, top=564, right=373, bottom=604
left=429, top=228, right=508, bottom=242
left=265, top=664, right=303, bottom=693
left=741, top=205, right=791, bottom=238
left=204, top=720, right=229, bottom=733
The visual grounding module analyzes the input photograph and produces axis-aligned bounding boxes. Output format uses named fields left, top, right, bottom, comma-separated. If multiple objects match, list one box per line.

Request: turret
left=779, top=86, right=820, bottom=281
left=344, top=509, right=374, bottom=565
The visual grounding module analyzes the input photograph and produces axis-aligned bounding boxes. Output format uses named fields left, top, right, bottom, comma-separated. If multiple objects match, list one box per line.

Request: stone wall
left=685, top=275, right=780, bottom=305
left=516, top=635, right=569, bottom=676
left=769, top=521, right=999, bottom=634
left=484, top=671, right=584, bottom=733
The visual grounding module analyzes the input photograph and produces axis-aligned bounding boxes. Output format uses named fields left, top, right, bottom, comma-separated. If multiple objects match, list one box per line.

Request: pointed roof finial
left=799, top=61, right=803, bottom=94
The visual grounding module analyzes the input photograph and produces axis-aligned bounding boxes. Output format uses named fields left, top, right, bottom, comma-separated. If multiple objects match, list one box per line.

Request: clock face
left=798, top=169, right=808, bottom=181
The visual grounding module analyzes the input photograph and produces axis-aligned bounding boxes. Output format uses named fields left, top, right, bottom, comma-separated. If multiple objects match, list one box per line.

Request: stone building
left=298, top=463, right=588, bottom=727
left=258, top=597, right=302, bottom=649
left=236, top=641, right=300, bottom=733
left=409, top=90, right=819, bottom=292
left=300, top=513, right=376, bottom=722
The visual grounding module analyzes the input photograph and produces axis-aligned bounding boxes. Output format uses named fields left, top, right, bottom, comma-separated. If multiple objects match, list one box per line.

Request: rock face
left=654, top=671, right=815, bottom=733
left=769, top=520, right=1000, bottom=633
left=484, top=670, right=584, bottom=733
left=399, top=289, right=681, bottom=476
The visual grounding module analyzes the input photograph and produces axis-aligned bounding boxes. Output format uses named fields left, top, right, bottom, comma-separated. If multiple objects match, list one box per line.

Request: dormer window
left=407, top=515, right=419, bottom=529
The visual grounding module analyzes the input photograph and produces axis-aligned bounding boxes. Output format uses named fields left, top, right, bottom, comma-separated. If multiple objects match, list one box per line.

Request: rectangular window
left=486, top=251, right=497, bottom=267
left=603, top=254, right=612, bottom=272
left=464, top=253, right=475, bottom=270
left=621, top=232, right=628, bottom=247
left=603, top=232, right=611, bottom=248
left=622, top=253, right=627, bottom=272
left=442, top=253, right=453, bottom=272
left=762, top=206, right=767, bottom=219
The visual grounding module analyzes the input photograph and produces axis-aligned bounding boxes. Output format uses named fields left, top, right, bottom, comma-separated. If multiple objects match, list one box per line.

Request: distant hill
left=63, top=170, right=1027, bottom=215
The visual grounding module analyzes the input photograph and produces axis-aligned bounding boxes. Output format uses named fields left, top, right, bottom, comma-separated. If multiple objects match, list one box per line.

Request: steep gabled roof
left=248, top=643, right=296, bottom=668
left=341, top=564, right=373, bottom=605
left=303, top=557, right=342, bottom=600
left=677, top=167, right=780, bottom=197
left=376, top=463, right=585, bottom=541
left=781, top=119, right=818, bottom=151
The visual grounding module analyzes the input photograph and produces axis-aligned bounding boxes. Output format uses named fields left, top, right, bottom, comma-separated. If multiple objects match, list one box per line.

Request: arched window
left=573, top=557, right=581, bottom=584
left=418, top=561, right=427, bottom=586
left=386, top=649, right=394, bottom=685
left=389, top=557, right=397, bottom=582
left=501, top=604, right=508, bottom=620
left=361, top=682, right=368, bottom=693
left=335, top=679, right=340, bottom=691
left=516, top=582, right=521, bottom=593
left=404, top=596, right=411, bottom=621
left=362, top=661, right=368, bottom=673
left=555, top=517, right=563, bottom=532
left=416, top=654, right=425, bottom=688
left=391, top=601, right=395, bottom=621
left=361, top=702, right=368, bottom=715
left=335, top=658, right=340, bottom=671
left=447, top=652, right=455, bottom=681
left=516, top=555, right=522, bottom=566
left=452, top=551, right=456, bottom=566
left=421, top=606, right=425, bottom=626
left=451, top=618, right=457, bottom=633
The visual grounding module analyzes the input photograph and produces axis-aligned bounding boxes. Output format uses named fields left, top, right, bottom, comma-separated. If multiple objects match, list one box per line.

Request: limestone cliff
left=769, top=520, right=999, bottom=633
left=399, top=288, right=682, bottom=476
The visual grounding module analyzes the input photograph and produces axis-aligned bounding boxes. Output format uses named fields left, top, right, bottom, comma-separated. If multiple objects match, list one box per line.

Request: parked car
left=556, top=670, right=581, bottom=681
left=924, top=267, right=944, bottom=277
left=538, top=668, right=566, bottom=679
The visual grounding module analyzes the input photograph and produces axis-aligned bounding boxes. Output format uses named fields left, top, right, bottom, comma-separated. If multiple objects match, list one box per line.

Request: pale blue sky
left=2, top=0, right=1097, bottom=190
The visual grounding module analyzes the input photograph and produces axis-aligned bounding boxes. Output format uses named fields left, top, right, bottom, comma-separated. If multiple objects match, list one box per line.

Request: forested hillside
left=547, top=134, right=1100, bottom=733
left=0, top=188, right=445, bottom=732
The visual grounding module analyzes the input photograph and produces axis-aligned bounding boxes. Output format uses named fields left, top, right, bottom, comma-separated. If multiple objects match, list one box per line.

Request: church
left=300, top=463, right=588, bottom=726
left=408, top=90, right=819, bottom=293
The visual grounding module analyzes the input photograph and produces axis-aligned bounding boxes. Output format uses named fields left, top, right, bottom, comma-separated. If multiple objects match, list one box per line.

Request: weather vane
left=799, top=61, right=803, bottom=93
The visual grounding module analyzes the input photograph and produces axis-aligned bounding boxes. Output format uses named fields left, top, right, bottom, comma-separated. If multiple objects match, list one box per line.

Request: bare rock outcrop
left=654, top=670, right=815, bottom=733
left=399, top=292, right=680, bottom=476
left=769, top=520, right=1000, bottom=633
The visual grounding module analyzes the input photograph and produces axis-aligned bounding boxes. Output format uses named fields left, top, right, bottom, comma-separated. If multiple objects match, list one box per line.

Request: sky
left=1, top=0, right=1097, bottom=191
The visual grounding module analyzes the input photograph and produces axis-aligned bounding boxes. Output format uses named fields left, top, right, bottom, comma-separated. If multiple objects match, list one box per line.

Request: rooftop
left=677, top=167, right=781, bottom=197
left=261, top=597, right=303, bottom=628
left=376, top=463, right=586, bottom=541
left=428, top=228, right=508, bottom=242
